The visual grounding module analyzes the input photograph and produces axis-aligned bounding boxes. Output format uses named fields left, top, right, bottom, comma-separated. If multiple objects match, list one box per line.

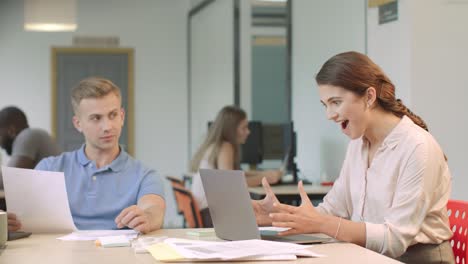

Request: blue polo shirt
left=35, top=145, right=164, bottom=230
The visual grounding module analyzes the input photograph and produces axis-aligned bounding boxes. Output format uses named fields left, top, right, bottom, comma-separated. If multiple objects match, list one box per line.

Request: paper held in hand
left=2, top=166, right=77, bottom=233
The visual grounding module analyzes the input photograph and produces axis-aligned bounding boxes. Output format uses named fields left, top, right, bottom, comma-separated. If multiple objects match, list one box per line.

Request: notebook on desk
left=199, top=169, right=330, bottom=244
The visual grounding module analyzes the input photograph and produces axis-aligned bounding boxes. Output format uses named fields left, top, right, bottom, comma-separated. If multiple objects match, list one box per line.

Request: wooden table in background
left=249, top=184, right=332, bottom=205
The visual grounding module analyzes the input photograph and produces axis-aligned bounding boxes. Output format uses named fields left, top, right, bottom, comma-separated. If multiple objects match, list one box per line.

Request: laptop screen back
left=199, top=169, right=260, bottom=240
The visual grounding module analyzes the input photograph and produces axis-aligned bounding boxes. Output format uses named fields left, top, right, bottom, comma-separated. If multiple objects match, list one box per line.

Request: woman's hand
left=270, top=181, right=324, bottom=236
left=252, top=177, right=280, bottom=226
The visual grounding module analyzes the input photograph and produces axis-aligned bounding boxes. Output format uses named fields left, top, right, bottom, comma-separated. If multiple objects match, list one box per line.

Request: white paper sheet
left=57, top=229, right=139, bottom=241
left=1, top=166, right=77, bottom=233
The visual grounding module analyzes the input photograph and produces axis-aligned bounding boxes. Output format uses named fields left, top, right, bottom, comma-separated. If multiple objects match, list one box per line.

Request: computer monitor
left=285, top=124, right=298, bottom=183
left=262, top=122, right=298, bottom=183
left=261, top=124, right=284, bottom=160
left=241, top=121, right=263, bottom=165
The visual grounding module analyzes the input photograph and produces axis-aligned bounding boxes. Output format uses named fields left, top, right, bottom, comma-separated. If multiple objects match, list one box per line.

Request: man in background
left=0, top=106, right=60, bottom=189
left=0, top=106, right=60, bottom=175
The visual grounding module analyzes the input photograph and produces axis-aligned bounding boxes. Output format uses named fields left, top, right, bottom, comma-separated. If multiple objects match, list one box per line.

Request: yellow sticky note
left=147, top=242, right=185, bottom=262
left=186, top=229, right=215, bottom=237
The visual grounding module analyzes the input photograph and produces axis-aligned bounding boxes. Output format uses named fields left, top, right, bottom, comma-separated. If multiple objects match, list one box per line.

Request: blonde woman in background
left=191, top=105, right=282, bottom=227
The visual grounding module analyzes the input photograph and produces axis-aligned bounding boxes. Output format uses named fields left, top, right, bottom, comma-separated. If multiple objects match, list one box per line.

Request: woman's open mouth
left=341, top=120, right=349, bottom=130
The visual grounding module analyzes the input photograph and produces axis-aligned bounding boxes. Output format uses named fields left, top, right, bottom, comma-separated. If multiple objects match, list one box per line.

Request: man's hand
left=252, top=177, right=280, bottom=226
left=115, top=194, right=165, bottom=234
left=114, top=205, right=153, bottom=234
left=7, top=212, right=21, bottom=231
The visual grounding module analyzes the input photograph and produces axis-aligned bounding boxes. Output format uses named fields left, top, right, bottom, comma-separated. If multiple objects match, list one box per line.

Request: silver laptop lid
left=199, top=169, right=260, bottom=240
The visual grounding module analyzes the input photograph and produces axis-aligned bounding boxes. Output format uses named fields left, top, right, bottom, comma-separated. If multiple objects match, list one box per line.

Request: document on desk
left=1, top=166, right=77, bottom=233
left=147, top=238, right=325, bottom=262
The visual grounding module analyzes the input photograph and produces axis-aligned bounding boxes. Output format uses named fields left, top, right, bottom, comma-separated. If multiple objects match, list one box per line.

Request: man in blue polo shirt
left=35, top=77, right=165, bottom=233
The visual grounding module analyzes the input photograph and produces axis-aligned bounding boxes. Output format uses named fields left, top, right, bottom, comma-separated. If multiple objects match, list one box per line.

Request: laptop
left=199, top=169, right=330, bottom=244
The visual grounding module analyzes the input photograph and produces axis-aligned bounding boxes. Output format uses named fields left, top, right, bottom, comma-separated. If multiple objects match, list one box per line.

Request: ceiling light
left=24, top=0, right=77, bottom=32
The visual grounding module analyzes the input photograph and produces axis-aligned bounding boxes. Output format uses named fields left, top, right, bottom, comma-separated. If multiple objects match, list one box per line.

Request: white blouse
left=191, top=146, right=215, bottom=210
left=316, top=116, right=453, bottom=258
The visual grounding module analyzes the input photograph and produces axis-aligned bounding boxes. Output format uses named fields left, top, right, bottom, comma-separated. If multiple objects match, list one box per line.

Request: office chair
left=447, top=200, right=468, bottom=264
left=171, top=185, right=204, bottom=228
left=166, top=175, right=185, bottom=214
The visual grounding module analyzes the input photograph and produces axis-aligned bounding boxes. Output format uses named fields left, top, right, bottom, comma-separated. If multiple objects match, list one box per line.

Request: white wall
left=189, top=0, right=234, bottom=157
left=189, top=0, right=252, bottom=159
left=292, top=0, right=366, bottom=182
left=367, top=0, right=412, bottom=104
left=411, top=0, right=468, bottom=200
left=190, top=0, right=207, bottom=8
left=367, top=0, right=468, bottom=200
left=0, top=0, right=189, bottom=227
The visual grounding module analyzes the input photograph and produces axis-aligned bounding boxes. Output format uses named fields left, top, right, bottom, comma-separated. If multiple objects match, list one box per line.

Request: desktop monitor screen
left=241, top=121, right=263, bottom=165
left=263, top=122, right=297, bottom=182
left=262, top=122, right=295, bottom=161
left=262, top=124, right=284, bottom=160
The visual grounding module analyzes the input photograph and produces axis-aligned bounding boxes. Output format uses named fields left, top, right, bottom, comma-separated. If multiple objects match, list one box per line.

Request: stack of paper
left=146, top=238, right=325, bottom=262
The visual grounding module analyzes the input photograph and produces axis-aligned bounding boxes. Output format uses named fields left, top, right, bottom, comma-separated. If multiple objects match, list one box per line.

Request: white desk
left=0, top=228, right=403, bottom=263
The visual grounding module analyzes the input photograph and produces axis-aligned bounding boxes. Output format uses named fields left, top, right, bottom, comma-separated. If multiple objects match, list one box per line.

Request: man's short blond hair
left=71, top=77, right=122, bottom=113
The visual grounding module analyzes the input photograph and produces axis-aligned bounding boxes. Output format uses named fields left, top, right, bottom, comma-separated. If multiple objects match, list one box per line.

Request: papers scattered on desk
left=146, top=238, right=325, bottom=262
left=57, top=229, right=139, bottom=241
